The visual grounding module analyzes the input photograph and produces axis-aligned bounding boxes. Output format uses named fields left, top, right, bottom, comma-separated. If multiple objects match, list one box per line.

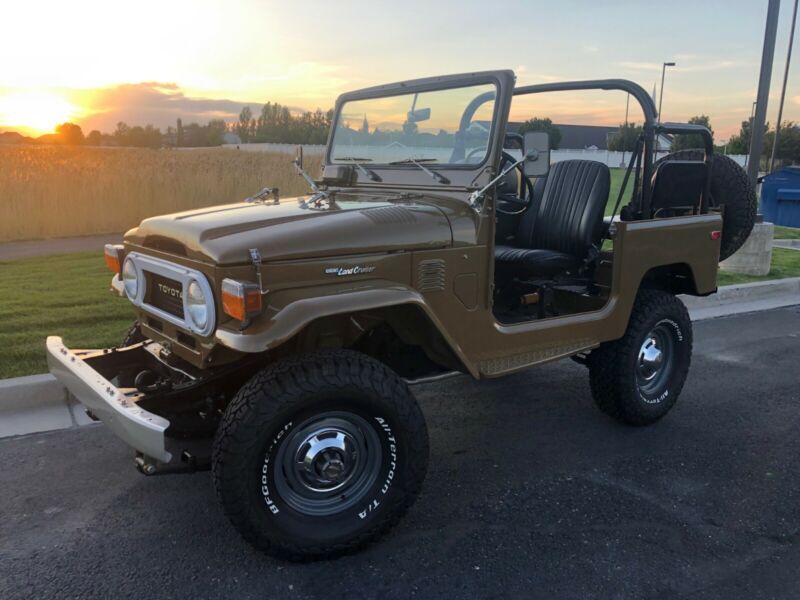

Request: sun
left=0, top=91, right=80, bottom=135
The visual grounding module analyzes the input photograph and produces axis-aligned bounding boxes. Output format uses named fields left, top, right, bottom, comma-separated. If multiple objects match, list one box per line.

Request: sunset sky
left=2, top=0, right=800, bottom=140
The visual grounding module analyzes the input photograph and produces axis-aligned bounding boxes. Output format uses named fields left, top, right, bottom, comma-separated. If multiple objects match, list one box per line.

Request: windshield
left=330, top=83, right=497, bottom=166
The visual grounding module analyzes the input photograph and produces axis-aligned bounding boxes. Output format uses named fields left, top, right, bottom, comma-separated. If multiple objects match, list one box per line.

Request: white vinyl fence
left=224, top=142, right=748, bottom=168
left=222, top=143, right=326, bottom=156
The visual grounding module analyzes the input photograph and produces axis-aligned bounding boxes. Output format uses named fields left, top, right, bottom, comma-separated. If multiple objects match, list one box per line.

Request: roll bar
left=513, top=79, right=713, bottom=218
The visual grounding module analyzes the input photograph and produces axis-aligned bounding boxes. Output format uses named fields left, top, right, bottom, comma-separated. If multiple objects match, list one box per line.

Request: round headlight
left=186, top=280, right=209, bottom=330
left=122, top=258, right=138, bottom=298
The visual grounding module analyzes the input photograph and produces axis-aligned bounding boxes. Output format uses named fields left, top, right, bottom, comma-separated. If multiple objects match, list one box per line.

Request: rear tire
left=212, top=349, right=429, bottom=561
left=654, top=149, right=756, bottom=260
left=588, top=289, right=692, bottom=426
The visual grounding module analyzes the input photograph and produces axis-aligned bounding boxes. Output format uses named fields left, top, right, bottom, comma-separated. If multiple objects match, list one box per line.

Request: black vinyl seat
left=495, top=159, right=610, bottom=278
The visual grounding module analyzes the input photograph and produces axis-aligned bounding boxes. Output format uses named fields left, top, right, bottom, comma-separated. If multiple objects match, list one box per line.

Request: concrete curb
left=1, top=277, right=798, bottom=440
left=773, top=239, right=800, bottom=251
left=680, top=277, right=800, bottom=321
left=0, top=374, right=94, bottom=439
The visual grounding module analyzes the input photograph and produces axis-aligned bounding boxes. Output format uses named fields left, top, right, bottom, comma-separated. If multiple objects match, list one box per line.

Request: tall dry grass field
left=0, top=146, right=322, bottom=242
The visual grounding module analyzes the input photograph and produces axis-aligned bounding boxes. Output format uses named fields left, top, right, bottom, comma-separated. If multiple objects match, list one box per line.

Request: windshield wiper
left=333, top=157, right=382, bottom=182
left=388, top=157, right=450, bottom=184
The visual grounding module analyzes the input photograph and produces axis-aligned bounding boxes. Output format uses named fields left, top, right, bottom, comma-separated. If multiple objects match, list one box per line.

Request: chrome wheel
left=272, top=411, right=382, bottom=517
left=636, top=322, right=675, bottom=397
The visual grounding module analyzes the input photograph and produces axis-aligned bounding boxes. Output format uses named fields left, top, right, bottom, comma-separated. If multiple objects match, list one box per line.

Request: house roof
left=499, top=122, right=674, bottom=150
left=505, top=122, right=618, bottom=150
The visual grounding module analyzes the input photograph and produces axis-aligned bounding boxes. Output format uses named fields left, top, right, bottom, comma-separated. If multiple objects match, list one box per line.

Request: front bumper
left=46, top=336, right=172, bottom=462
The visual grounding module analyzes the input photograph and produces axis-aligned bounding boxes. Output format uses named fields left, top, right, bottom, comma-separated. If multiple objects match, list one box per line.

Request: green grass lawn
left=774, top=225, right=800, bottom=240
left=0, top=252, right=133, bottom=378
left=717, top=247, right=800, bottom=285
left=606, top=168, right=629, bottom=216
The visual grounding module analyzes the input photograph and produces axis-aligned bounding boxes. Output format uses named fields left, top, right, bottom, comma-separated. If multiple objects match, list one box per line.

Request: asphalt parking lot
left=2, top=306, right=799, bottom=599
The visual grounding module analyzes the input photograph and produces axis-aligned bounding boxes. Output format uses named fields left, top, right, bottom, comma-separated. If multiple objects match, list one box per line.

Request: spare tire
left=654, top=149, right=756, bottom=261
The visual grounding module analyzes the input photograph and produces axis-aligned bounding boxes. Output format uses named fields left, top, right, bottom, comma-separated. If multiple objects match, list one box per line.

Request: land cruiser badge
left=325, top=265, right=376, bottom=277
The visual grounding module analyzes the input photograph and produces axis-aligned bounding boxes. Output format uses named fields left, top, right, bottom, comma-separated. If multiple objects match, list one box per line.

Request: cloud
left=582, top=45, right=599, bottom=54
left=74, top=82, right=313, bottom=132
left=617, top=59, right=748, bottom=73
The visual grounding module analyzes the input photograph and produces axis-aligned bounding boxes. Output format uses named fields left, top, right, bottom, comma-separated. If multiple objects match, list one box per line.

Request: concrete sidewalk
left=0, top=233, right=122, bottom=261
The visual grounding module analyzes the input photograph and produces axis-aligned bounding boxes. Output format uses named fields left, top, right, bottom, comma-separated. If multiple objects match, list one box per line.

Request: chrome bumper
left=46, top=336, right=172, bottom=462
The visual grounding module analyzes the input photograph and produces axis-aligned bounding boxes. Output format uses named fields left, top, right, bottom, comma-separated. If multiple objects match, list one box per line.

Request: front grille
left=145, top=272, right=184, bottom=318
left=125, top=251, right=215, bottom=337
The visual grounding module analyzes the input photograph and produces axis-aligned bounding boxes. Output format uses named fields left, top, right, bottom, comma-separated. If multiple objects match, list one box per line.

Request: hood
left=125, top=193, right=453, bottom=264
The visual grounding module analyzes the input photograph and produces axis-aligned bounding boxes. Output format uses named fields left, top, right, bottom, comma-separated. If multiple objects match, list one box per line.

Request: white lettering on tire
left=261, top=421, right=293, bottom=514
left=358, top=416, right=397, bottom=520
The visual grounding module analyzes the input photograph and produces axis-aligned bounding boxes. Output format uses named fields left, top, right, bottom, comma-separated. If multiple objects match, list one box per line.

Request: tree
left=206, top=119, right=227, bottom=146
left=237, top=106, right=253, bottom=142
left=671, top=115, right=714, bottom=152
left=176, top=118, right=184, bottom=147
left=112, top=121, right=162, bottom=148
left=727, top=118, right=770, bottom=155
left=55, top=122, right=84, bottom=145
left=608, top=122, right=643, bottom=152
left=517, top=117, right=562, bottom=150
left=85, top=130, right=102, bottom=146
left=764, top=121, right=800, bottom=165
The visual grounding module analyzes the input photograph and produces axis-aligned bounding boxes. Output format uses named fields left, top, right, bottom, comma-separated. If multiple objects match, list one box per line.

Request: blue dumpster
left=761, top=166, right=800, bottom=227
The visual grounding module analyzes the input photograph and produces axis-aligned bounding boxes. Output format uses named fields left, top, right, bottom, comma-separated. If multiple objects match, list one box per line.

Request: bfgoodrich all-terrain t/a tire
left=212, top=350, right=429, bottom=561
left=588, top=289, right=693, bottom=426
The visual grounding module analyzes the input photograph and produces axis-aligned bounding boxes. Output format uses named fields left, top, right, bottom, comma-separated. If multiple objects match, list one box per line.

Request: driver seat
left=495, top=159, right=610, bottom=278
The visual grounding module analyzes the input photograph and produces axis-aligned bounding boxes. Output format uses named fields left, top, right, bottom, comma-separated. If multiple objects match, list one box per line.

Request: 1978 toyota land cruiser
left=47, top=71, right=756, bottom=560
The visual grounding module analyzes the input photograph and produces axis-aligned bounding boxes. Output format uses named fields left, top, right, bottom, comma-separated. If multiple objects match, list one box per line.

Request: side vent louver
left=417, top=259, right=446, bottom=292
left=363, top=206, right=417, bottom=225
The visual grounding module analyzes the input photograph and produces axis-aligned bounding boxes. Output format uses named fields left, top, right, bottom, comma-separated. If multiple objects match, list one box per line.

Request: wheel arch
left=215, top=285, right=476, bottom=377
left=640, top=262, right=702, bottom=296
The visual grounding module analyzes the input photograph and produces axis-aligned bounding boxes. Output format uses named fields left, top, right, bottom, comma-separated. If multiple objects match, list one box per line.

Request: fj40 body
left=48, top=70, right=756, bottom=560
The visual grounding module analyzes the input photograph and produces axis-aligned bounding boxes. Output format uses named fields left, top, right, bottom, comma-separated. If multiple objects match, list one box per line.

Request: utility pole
left=657, top=62, right=676, bottom=122
left=745, top=101, right=757, bottom=168
left=747, top=0, right=780, bottom=187
left=770, top=0, right=799, bottom=173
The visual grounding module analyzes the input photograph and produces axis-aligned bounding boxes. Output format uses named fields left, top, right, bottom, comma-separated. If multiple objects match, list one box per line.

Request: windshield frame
left=325, top=71, right=513, bottom=177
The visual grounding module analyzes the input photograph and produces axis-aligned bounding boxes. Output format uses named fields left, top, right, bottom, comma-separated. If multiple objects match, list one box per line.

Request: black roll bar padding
left=513, top=79, right=659, bottom=217
left=656, top=122, right=714, bottom=213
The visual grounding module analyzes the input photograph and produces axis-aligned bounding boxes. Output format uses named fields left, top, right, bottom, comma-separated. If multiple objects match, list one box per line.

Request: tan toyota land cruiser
left=47, top=71, right=756, bottom=560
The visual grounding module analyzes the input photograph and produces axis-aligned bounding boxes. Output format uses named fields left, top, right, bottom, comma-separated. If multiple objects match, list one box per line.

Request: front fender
left=214, top=280, right=476, bottom=375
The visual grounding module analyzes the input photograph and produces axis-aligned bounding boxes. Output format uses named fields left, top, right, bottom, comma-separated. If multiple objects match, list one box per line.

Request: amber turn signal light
left=221, top=278, right=262, bottom=321
left=104, top=244, right=124, bottom=273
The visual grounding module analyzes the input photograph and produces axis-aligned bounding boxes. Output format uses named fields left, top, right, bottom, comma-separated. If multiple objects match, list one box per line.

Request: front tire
left=588, top=289, right=692, bottom=425
left=212, top=349, right=429, bottom=561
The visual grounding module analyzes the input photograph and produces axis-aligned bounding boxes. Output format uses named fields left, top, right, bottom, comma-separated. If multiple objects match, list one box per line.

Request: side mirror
left=294, top=145, right=304, bottom=169
left=522, top=131, right=550, bottom=178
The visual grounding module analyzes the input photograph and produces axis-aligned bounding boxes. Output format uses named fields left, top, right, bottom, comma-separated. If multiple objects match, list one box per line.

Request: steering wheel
left=495, top=151, right=534, bottom=215
left=464, top=147, right=487, bottom=163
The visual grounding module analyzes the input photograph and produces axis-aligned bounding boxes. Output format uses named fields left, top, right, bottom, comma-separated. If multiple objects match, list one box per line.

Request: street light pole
left=770, top=0, right=799, bottom=173
left=657, top=61, right=676, bottom=122
left=747, top=0, right=780, bottom=187
left=745, top=101, right=757, bottom=168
